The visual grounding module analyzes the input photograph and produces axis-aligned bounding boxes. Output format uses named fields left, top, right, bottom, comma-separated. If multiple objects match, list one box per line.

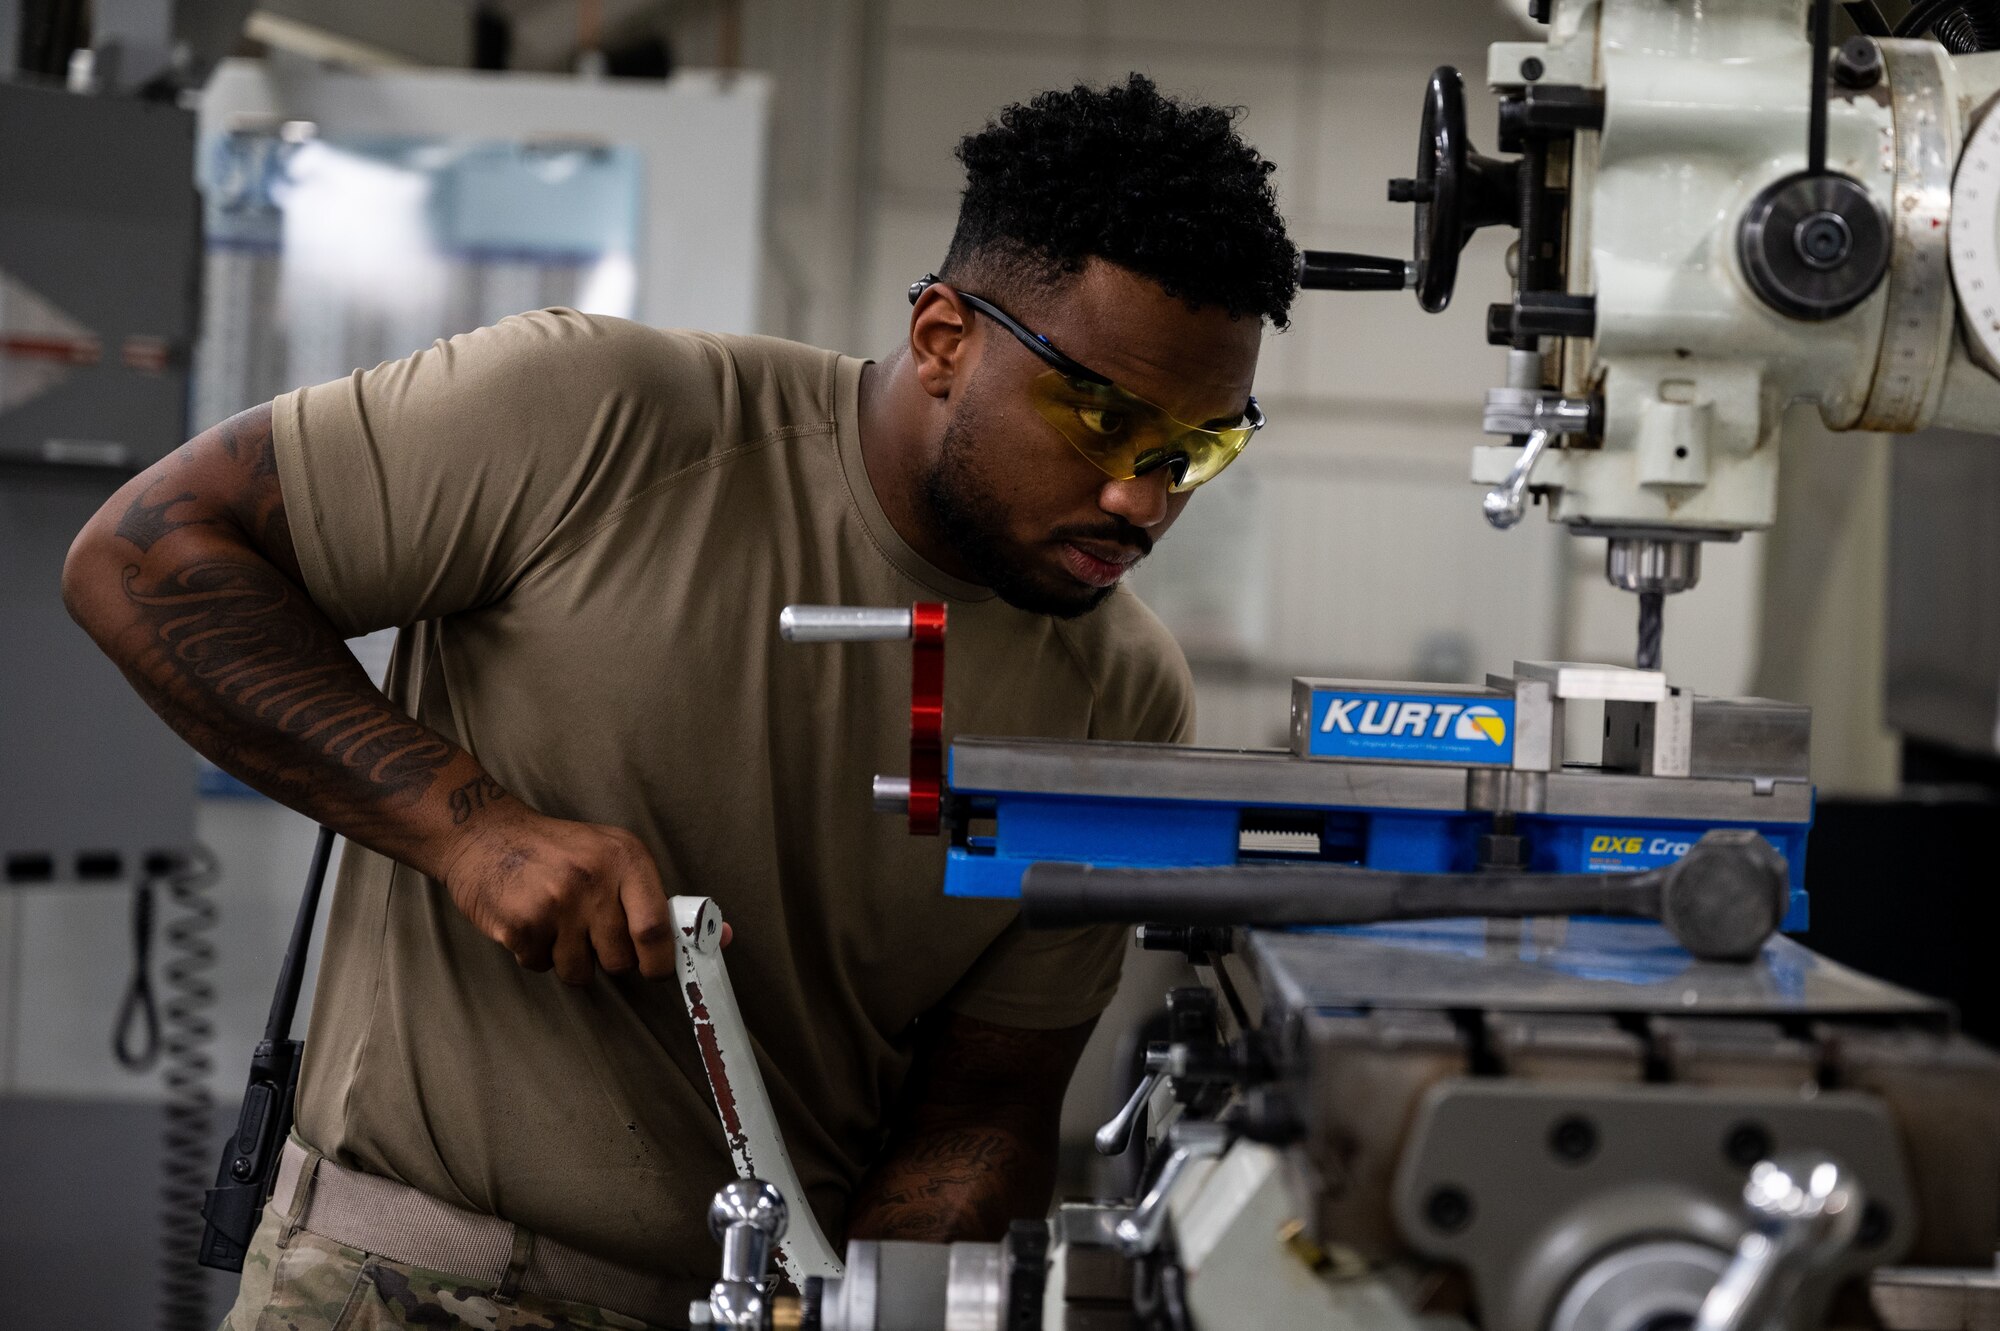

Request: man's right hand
left=440, top=806, right=681, bottom=985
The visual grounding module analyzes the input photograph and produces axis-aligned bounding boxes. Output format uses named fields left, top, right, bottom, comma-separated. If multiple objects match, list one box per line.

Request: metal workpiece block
left=1510, top=660, right=1669, bottom=702
left=1389, top=1081, right=1915, bottom=1331
left=1486, top=1012, right=1646, bottom=1083
left=1648, top=1017, right=1819, bottom=1092
left=1816, top=1026, right=2000, bottom=1266
left=1295, top=1009, right=1468, bottom=1261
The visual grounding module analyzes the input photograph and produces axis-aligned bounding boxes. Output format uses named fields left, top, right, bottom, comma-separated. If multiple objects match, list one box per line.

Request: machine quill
left=679, top=3, right=2000, bottom=1329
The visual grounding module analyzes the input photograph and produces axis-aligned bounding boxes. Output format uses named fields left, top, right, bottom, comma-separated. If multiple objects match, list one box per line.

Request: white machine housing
left=1469, top=0, right=2000, bottom=539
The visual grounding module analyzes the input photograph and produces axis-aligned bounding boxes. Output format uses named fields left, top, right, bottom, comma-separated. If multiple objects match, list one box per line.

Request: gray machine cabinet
left=0, top=80, right=199, bottom=470
left=1, top=470, right=196, bottom=881
left=0, top=79, right=202, bottom=880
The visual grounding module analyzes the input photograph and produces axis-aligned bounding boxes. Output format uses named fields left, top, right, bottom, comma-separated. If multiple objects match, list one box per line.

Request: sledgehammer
left=1019, top=828, right=1789, bottom=963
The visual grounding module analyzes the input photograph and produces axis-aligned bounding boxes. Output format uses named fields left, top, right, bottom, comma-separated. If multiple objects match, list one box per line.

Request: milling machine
left=677, top=2, right=2000, bottom=1328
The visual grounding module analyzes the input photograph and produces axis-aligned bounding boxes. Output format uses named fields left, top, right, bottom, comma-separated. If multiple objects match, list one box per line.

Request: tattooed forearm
left=449, top=775, right=510, bottom=824
left=847, top=1127, right=1041, bottom=1242
left=848, top=1015, right=1095, bottom=1243
left=64, top=401, right=506, bottom=876
left=120, top=556, right=454, bottom=806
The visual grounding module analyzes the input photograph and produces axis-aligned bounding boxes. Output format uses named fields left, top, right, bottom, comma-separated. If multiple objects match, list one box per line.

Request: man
left=65, top=73, right=1296, bottom=1329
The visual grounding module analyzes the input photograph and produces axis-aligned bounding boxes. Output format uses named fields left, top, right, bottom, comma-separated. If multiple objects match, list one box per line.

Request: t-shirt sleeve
left=271, top=309, right=719, bottom=639
left=946, top=596, right=1196, bottom=1029
left=946, top=919, right=1128, bottom=1030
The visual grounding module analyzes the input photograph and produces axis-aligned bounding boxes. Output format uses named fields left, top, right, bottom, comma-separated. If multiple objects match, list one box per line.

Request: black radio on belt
left=198, top=826, right=335, bottom=1271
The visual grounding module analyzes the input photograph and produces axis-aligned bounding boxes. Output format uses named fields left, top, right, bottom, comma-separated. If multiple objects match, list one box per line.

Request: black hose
left=157, top=848, right=220, bottom=1331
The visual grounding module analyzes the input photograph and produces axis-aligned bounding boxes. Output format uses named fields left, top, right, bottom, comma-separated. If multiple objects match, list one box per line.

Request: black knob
left=1832, top=35, right=1883, bottom=90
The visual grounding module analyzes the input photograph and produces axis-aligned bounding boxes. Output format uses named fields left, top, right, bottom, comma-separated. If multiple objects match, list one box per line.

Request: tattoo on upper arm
left=114, top=404, right=284, bottom=559
left=114, top=489, right=218, bottom=553
left=216, top=407, right=280, bottom=478
left=119, top=556, right=453, bottom=806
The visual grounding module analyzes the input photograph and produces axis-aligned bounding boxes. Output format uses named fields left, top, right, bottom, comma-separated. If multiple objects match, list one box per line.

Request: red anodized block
left=907, top=602, right=946, bottom=835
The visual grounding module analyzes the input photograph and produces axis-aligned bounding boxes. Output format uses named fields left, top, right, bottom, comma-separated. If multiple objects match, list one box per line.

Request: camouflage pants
left=218, top=1200, right=682, bottom=1331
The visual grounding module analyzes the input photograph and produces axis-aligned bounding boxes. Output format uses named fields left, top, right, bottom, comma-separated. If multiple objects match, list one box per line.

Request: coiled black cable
left=156, top=847, right=220, bottom=1331
left=1896, top=0, right=2000, bottom=51
left=1932, top=5, right=2000, bottom=50
left=112, top=875, right=161, bottom=1071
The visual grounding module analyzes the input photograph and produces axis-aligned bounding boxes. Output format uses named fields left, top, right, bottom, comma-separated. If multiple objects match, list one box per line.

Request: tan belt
left=273, top=1137, right=698, bottom=1329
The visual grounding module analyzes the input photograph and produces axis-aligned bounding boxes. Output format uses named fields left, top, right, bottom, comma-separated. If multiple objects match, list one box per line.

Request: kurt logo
left=1320, top=699, right=1509, bottom=746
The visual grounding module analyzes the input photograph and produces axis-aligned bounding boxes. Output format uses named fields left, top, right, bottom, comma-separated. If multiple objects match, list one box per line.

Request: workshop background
left=0, top=0, right=1992, bottom=1327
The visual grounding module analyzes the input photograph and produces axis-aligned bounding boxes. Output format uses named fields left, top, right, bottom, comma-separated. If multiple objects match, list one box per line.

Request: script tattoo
left=448, top=774, right=509, bottom=824
left=120, top=556, right=453, bottom=806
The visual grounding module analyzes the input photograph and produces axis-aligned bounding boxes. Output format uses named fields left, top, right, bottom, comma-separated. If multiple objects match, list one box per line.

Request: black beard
left=918, top=415, right=1115, bottom=620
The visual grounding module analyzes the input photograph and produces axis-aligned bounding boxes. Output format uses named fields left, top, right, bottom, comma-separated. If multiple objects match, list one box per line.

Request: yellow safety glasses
left=909, top=276, right=1264, bottom=493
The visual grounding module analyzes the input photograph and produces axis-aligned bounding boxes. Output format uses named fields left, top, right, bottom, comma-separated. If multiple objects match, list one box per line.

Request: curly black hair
left=940, top=73, right=1298, bottom=328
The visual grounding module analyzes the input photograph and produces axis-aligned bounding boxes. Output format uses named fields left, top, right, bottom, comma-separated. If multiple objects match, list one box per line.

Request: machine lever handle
left=1693, top=1153, right=1862, bottom=1331
left=778, top=605, right=914, bottom=642
left=1094, top=1045, right=1171, bottom=1156
left=1297, top=250, right=1416, bottom=292
left=1483, top=425, right=1554, bottom=529
left=702, top=1178, right=791, bottom=1330
left=1114, top=1124, right=1229, bottom=1257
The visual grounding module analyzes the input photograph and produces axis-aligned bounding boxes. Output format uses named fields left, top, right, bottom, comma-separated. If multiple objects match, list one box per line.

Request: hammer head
left=1658, top=829, right=1791, bottom=962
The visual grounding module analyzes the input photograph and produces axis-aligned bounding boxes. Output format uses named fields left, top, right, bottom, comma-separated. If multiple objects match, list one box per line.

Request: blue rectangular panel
left=1306, top=689, right=1515, bottom=766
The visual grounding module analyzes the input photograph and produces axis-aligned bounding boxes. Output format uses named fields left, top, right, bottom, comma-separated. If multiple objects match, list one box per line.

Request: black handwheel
left=1391, top=67, right=1520, bottom=314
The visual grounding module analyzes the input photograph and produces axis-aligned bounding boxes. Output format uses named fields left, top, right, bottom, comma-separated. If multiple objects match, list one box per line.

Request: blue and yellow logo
left=1307, top=690, right=1516, bottom=766
left=1454, top=704, right=1508, bottom=746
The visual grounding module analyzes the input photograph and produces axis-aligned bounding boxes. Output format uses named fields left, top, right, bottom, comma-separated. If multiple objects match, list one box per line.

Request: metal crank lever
left=1479, top=391, right=1596, bottom=530
left=672, top=896, right=843, bottom=1283
left=1095, top=1044, right=1171, bottom=1156
left=1115, top=1121, right=1230, bottom=1257
left=1693, top=1154, right=1862, bottom=1331
left=780, top=603, right=947, bottom=835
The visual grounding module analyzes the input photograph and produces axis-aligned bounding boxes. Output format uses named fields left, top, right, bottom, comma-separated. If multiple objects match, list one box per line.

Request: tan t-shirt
left=274, top=309, right=1194, bottom=1287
